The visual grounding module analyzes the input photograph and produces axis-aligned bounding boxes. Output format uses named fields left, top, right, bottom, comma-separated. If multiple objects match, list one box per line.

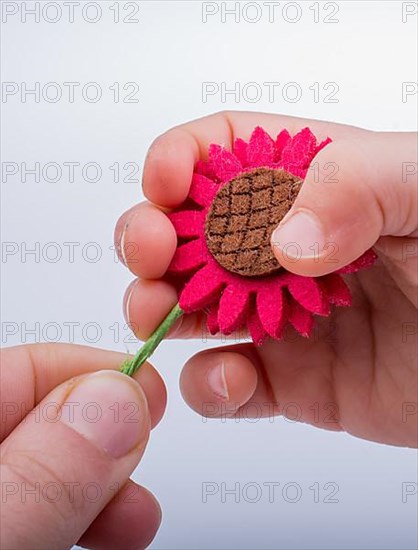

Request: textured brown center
left=205, top=168, right=302, bottom=277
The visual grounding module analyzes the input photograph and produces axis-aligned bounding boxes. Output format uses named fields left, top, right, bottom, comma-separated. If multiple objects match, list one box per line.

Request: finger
left=0, top=344, right=167, bottom=441
left=271, top=132, right=418, bottom=276
left=114, top=201, right=176, bottom=279
left=0, top=370, right=152, bottom=550
left=143, top=111, right=364, bottom=208
left=179, top=342, right=343, bottom=431
left=123, top=278, right=212, bottom=341
left=142, top=113, right=228, bottom=208
left=180, top=349, right=258, bottom=418
left=78, top=480, right=161, bottom=550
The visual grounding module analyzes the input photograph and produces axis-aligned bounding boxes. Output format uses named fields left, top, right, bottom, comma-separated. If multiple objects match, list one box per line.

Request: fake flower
left=121, top=127, right=376, bottom=376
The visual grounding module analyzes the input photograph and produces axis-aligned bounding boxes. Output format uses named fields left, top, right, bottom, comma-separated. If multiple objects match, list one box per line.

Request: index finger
left=0, top=343, right=166, bottom=440
left=142, top=110, right=366, bottom=208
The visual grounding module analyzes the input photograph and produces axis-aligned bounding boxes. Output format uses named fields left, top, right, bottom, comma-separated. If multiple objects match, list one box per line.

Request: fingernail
left=119, top=210, right=139, bottom=267
left=119, top=221, right=129, bottom=266
left=123, top=278, right=139, bottom=325
left=60, top=371, right=149, bottom=458
left=271, top=209, right=327, bottom=259
left=207, top=361, right=229, bottom=401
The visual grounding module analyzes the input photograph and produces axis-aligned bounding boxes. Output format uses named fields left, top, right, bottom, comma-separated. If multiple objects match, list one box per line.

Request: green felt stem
left=120, top=303, right=184, bottom=377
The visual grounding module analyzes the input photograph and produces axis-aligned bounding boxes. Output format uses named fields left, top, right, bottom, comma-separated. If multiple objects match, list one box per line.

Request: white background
left=1, top=1, right=417, bottom=549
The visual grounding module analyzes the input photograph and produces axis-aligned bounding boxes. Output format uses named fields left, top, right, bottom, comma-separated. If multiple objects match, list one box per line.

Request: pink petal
left=315, top=136, right=332, bottom=154
left=247, top=309, right=268, bottom=346
left=189, top=173, right=218, bottom=207
left=275, top=129, right=291, bottom=161
left=321, top=274, right=351, bottom=306
left=218, top=284, right=250, bottom=334
left=338, top=249, right=377, bottom=274
left=208, top=144, right=242, bottom=182
left=194, top=159, right=216, bottom=180
left=287, top=276, right=330, bottom=316
left=288, top=300, right=314, bottom=337
left=281, top=127, right=318, bottom=173
left=285, top=166, right=306, bottom=179
left=168, top=210, right=204, bottom=238
left=206, top=303, right=219, bottom=335
left=168, top=239, right=207, bottom=274
left=179, top=264, right=225, bottom=312
left=247, top=127, right=275, bottom=166
left=256, top=285, right=286, bottom=338
left=233, top=138, right=248, bottom=167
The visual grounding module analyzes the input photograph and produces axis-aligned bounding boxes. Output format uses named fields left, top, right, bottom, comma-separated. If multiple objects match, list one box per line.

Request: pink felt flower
left=167, top=127, right=376, bottom=345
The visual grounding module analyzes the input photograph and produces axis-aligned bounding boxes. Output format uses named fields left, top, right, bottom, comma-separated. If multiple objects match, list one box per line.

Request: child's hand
left=0, top=344, right=166, bottom=549
left=115, top=112, right=417, bottom=448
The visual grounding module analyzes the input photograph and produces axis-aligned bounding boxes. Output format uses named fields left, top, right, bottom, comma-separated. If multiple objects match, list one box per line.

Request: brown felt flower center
left=205, top=168, right=302, bottom=277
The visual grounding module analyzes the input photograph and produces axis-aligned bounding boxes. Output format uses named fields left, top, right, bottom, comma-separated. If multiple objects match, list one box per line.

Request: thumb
left=0, top=370, right=150, bottom=550
left=271, top=132, right=418, bottom=276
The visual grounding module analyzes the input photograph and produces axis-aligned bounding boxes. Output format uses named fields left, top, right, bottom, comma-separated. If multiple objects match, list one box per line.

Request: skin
left=115, top=111, right=417, bottom=447
left=0, top=344, right=167, bottom=549
left=1, top=111, right=416, bottom=549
